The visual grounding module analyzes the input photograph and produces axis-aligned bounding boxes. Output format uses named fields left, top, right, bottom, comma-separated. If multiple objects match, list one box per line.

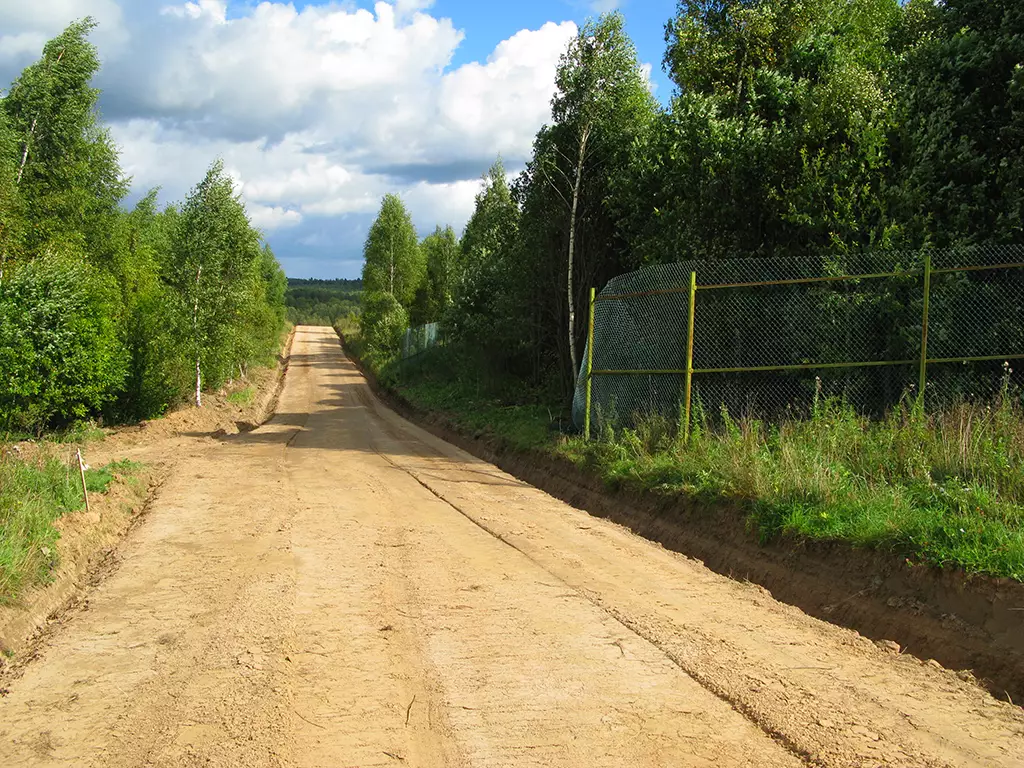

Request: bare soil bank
left=342, top=335, right=1024, bottom=707
left=0, top=329, right=295, bottom=668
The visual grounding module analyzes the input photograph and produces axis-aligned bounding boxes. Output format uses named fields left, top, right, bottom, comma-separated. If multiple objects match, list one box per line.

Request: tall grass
left=563, top=379, right=1024, bottom=580
left=0, top=450, right=140, bottom=602
left=0, top=450, right=83, bottom=602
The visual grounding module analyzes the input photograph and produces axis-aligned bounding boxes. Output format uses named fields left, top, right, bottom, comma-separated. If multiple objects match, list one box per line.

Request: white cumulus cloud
left=0, top=1, right=577, bottom=276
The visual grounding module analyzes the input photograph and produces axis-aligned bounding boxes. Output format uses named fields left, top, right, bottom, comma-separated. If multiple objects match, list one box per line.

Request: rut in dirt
left=1, top=326, right=1021, bottom=768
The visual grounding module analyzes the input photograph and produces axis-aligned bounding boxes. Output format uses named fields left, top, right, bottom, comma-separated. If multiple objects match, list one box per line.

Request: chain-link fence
left=401, top=321, right=442, bottom=360
left=573, top=246, right=1024, bottom=435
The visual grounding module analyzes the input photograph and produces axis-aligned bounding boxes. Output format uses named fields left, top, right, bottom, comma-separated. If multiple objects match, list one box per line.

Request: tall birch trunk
left=567, top=122, right=591, bottom=380
left=16, top=47, right=66, bottom=186
left=193, top=264, right=203, bottom=407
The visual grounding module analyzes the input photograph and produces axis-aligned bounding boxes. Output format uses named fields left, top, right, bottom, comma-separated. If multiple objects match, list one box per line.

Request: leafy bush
left=359, top=291, right=408, bottom=367
left=0, top=256, right=127, bottom=433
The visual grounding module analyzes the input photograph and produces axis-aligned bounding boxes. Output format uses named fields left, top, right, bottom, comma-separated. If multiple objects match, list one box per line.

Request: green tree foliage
left=359, top=291, right=409, bottom=367
left=447, top=160, right=522, bottom=366
left=164, top=161, right=265, bottom=406
left=358, top=194, right=425, bottom=362
left=0, top=255, right=126, bottom=432
left=418, top=225, right=459, bottom=324
left=361, top=194, right=424, bottom=307
left=0, top=112, right=22, bottom=278
left=619, top=0, right=902, bottom=266
left=893, top=0, right=1024, bottom=246
left=107, top=192, right=186, bottom=421
left=2, top=17, right=127, bottom=263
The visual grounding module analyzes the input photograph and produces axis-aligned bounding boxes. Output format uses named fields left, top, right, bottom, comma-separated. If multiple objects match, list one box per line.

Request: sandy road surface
left=2, top=326, right=1022, bottom=767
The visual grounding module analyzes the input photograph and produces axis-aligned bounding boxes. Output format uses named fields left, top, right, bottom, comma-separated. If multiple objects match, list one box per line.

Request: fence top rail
left=590, top=353, right=1024, bottom=378
left=697, top=269, right=918, bottom=291
left=931, top=261, right=1024, bottom=275
left=594, top=260, right=1024, bottom=302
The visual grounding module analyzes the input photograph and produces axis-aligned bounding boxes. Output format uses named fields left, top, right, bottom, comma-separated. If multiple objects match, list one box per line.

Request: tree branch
left=538, top=164, right=572, bottom=210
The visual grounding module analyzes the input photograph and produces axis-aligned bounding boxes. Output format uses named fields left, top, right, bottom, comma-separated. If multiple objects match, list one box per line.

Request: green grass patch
left=0, top=452, right=143, bottom=602
left=383, top=348, right=557, bottom=452
left=84, top=458, right=143, bottom=494
left=227, top=386, right=256, bottom=406
left=562, top=394, right=1024, bottom=581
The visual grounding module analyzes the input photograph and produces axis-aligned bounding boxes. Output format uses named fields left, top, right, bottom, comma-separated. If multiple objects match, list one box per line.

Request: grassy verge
left=381, top=346, right=557, bottom=452
left=347, top=338, right=1024, bottom=582
left=0, top=449, right=142, bottom=603
left=562, top=396, right=1024, bottom=581
left=227, top=386, right=255, bottom=406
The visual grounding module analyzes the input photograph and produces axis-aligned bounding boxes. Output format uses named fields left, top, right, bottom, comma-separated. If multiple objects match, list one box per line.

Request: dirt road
left=2, top=326, right=1022, bottom=767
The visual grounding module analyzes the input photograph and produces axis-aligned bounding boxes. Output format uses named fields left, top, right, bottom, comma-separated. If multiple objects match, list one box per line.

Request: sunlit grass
left=227, top=386, right=255, bottom=406
left=562, top=389, right=1024, bottom=580
left=0, top=451, right=143, bottom=602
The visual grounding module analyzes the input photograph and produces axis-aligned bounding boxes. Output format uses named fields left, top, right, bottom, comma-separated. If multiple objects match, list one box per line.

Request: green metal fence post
left=584, top=287, right=596, bottom=440
left=918, top=254, right=932, bottom=404
left=683, top=271, right=697, bottom=441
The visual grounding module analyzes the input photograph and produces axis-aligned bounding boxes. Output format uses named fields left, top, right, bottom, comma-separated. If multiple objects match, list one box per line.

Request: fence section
left=573, top=247, right=1024, bottom=436
left=401, top=321, right=443, bottom=360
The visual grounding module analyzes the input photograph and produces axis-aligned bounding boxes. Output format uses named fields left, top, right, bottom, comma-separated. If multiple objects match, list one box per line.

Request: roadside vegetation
left=350, top=0, right=1024, bottom=582
left=568, top=394, right=1024, bottom=581
left=0, top=20, right=287, bottom=603
left=0, top=18, right=287, bottom=437
left=0, top=446, right=142, bottom=603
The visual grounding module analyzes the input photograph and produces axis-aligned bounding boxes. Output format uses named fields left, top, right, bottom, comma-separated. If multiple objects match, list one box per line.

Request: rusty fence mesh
left=572, top=246, right=1024, bottom=434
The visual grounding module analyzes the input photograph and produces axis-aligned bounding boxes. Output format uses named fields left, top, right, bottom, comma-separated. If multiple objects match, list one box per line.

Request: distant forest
left=285, top=278, right=362, bottom=327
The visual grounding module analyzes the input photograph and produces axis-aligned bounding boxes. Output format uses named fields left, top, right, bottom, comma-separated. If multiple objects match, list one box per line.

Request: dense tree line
left=0, top=20, right=286, bottom=433
left=359, top=0, right=1023, bottom=405
left=285, top=279, right=362, bottom=327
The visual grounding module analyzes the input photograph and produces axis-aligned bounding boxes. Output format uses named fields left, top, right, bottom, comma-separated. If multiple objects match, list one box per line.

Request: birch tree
left=533, top=12, right=655, bottom=384
left=421, top=225, right=459, bottom=321
left=446, top=160, right=520, bottom=353
left=165, top=161, right=260, bottom=407
left=0, top=112, right=21, bottom=287
left=361, top=194, right=423, bottom=307
left=1, top=17, right=126, bottom=262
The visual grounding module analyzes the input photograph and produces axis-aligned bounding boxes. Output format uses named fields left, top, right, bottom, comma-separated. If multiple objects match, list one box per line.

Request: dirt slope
left=1, top=326, right=1021, bottom=767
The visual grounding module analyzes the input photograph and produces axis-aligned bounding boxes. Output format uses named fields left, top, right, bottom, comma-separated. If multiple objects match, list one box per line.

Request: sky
left=0, top=0, right=678, bottom=279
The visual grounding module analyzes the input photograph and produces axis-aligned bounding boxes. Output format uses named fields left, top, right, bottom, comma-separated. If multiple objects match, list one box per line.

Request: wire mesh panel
left=573, top=246, right=1024, bottom=433
left=572, top=263, right=693, bottom=431
left=927, top=258, right=1024, bottom=406
left=401, top=322, right=442, bottom=360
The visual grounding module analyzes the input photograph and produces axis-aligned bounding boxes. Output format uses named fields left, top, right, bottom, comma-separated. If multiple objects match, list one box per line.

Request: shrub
left=0, top=256, right=127, bottom=433
left=359, top=291, right=408, bottom=367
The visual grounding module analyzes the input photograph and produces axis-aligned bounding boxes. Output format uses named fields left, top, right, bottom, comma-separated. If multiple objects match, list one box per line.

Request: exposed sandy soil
left=363, top=368, right=1024, bottom=707
left=0, top=331, right=293, bottom=662
left=1, top=326, right=1022, bottom=767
